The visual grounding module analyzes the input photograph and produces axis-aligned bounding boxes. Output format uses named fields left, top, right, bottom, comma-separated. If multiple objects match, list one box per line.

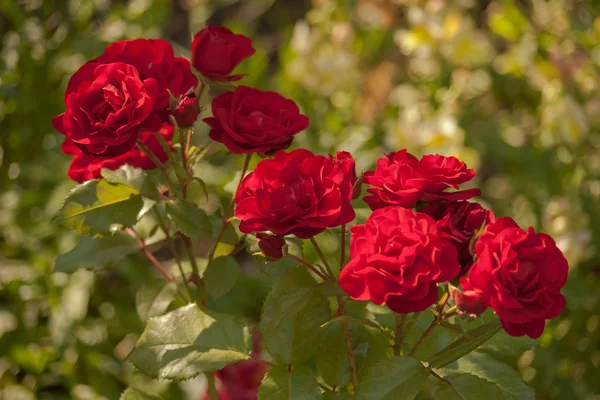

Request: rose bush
left=49, top=25, right=569, bottom=399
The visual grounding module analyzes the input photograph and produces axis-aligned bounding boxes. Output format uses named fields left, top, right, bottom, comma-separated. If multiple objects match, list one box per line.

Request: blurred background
left=1, top=0, right=600, bottom=399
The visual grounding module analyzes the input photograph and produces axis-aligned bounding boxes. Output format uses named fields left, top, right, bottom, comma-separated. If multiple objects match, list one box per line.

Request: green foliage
left=203, top=256, right=240, bottom=300
left=120, top=387, right=160, bottom=400
left=355, top=356, right=430, bottom=400
left=55, top=233, right=139, bottom=273
left=260, top=267, right=331, bottom=365
left=55, top=180, right=143, bottom=237
left=102, top=165, right=161, bottom=200
left=258, top=365, right=321, bottom=400
left=128, top=304, right=251, bottom=380
left=418, top=373, right=504, bottom=400
left=135, top=282, right=178, bottom=322
left=165, top=199, right=212, bottom=239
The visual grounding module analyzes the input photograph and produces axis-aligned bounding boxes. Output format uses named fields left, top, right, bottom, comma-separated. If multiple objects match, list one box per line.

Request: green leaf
left=322, top=393, right=353, bottom=400
left=165, top=199, right=212, bottom=239
left=203, top=256, right=240, bottom=300
left=128, top=304, right=251, bottom=380
left=55, top=179, right=144, bottom=237
left=120, top=387, right=160, bottom=400
left=428, top=319, right=502, bottom=368
left=253, top=254, right=299, bottom=277
left=260, top=267, right=331, bottom=365
left=258, top=364, right=320, bottom=400
left=443, top=352, right=534, bottom=400
left=404, top=312, right=454, bottom=361
left=316, top=325, right=351, bottom=388
left=422, top=372, right=504, bottom=400
left=102, top=165, right=161, bottom=200
left=355, top=356, right=429, bottom=400
left=135, top=282, right=178, bottom=322
left=55, top=233, right=138, bottom=273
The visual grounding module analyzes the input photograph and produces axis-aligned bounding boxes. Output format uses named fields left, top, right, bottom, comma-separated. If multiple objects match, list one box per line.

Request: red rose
left=61, top=124, right=174, bottom=183
left=458, top=217, right=568, bottom=338
left=363, top=150, right=480, bottom=210
left=171, top=93, right=200, bottom=127
left=191, top=26, right=256, bottom=82
left=329, top=151, right=358, bottom=187
left=339, top=207, right=461, bottom=313
left=53, top=39, right=196, bottom=157
left=204, top=86, right=309, bottom=154
left=234, top=149, right=355, bottom=238
left=257, top=234, right=287, bottom=260
left=423, top=201, right=494, bottom=274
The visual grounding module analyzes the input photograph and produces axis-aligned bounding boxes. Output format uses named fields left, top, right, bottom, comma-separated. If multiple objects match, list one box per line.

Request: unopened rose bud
left=453, top=289, right=487, bottom=317
left=257, top=233, right=287, bottom=260
left=171, top=93, right=200, bottom=127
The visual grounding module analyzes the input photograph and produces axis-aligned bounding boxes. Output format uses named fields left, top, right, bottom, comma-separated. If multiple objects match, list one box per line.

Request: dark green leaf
left=355, top=356, right=429, bottom=400
left=258, top=364, right=320, bottom=400
left=165, top=199, right=212, bottom=239
left=443, top=352, right=534, bottom=400
left=260, top=267, right=331, bottom=364
left=55, top=233, right=138, bottom=273
left=120, top=387, right=160, bottom=400
left=55, top=180, right=143, bottom=237
left=422, top=372, right=504, bottom=400
left=203, top=256, right=240, bottom=300
left=135, top=282, right=178, bottom=321
left=128, top=304, right=251, bottom=380
left=316, top=325, right=351, bottom=388
left=429, top=319, right=502, bottom=368
left=102, top=165, right=161, bottom=200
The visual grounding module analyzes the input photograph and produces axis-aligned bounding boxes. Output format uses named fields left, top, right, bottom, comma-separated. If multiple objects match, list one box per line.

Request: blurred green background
left=1, top=0, right=600, bottom=399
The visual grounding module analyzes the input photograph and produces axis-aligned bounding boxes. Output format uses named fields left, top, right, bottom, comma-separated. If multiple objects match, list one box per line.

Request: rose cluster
left=54, top=26, right=307, bottom=182
left=54, top=25, right=568, bottom=341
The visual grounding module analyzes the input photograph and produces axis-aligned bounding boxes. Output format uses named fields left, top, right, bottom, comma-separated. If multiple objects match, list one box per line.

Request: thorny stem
left=287, top=254, right=330, bottom=281
left=337, top=297, right=358, bottom=391
left=137, top=139, right=178, bottom=197
left=153, top=209, right=194, bottom=302
left=408, top=290, right=452, bottom=356
left=310, top=237, right=335, bottom=279
left=206, top=372, right=218, bottom=400
left=207, top=216, right=228, bottom=266
left=231, top=153, right=252, bottom=208
left=178, top=128, right=190, bottom=199
left=340, top=224, right=346, bottom=269
left=393, top=313, right=407, bottom=356
left=430, top=370, right=465, bottom=400
left=126, top=228, right=190, bottom=303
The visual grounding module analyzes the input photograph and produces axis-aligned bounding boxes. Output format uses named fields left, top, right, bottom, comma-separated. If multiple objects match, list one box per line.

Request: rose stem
left=393, top=313, right=407, bottom=356
left=230, top=153, right=252, bottom=208
left=408, top=290, right=451, bottom=356
left=126, top=228, right=191, bottom=304
left=206, top=372, right=218, bottom=400
left=337, top=296, right=358, bottom=391
left=178, top=128, right=190, bottom=198
left=430, top=370, right=465, bottom=400
left=309, top=237, right=335, bottom=279
left=153, top=208, right=195, bottom=302
left=137, top=139, right=178, bottom=197
left=286, top=254, right=330, bottom=281
left=340, top=224, right=346, bottom=269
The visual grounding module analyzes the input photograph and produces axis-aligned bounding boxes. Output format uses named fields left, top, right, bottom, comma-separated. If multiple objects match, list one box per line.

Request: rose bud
left=171, top=93, right=200, bottom=127
left=453, top=288, right=487, bottom=317
left=257, top=233, right=287, bottom=260
left=191, top=26, right=256, bottom=82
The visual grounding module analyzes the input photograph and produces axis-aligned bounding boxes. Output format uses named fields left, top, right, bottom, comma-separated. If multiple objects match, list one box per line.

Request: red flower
left=171, top=93, right=200, bottom=127
left=458, top=217, right=568, bottom=338
left=191, top=26, right=255, bottom=82
left=53, top=39, right=197, bottom=157
left=234, top=149, right=355, bottom=238
left=339, top=207, right=461, bottom=313
left=257, top=234, right=287, bottom=260
left=329, top=151, right=358, bottom=187
left=204, top=86, right=308, bottom=154
left=423, top=201, right=494, bottom=274
left=61, top=124, right=174, bottom=183
left=363, top=150, right=480, bottom=210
